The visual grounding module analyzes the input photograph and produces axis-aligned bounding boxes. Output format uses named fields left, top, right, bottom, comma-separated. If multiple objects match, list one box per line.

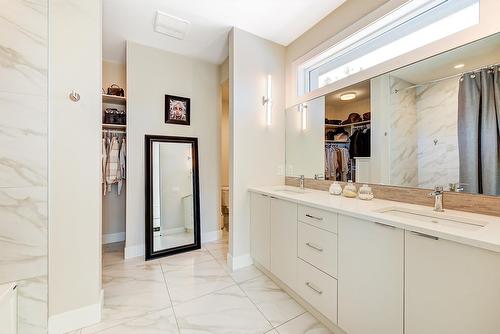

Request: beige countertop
left=249, top=185, right=500, bottom=253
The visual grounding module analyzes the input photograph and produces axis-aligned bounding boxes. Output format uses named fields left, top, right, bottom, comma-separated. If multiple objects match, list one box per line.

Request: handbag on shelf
left=103, top=108, right=126, bottom=125
left=106, top=84, right=125, bottom=97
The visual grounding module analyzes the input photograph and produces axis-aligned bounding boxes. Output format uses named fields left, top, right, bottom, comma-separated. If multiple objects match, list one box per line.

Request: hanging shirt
left=106, top=136, right=121, bottom=192
left=118, top=137, right=126, bottom=195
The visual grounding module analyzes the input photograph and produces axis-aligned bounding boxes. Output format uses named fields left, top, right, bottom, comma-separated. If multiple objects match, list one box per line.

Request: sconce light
left=262, top=74, right=273, bottom=126
left=299, top=103, right=308, bottom=131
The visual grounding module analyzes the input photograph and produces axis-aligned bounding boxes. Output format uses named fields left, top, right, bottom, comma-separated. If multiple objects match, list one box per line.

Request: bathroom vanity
left=249, top=186, right=500, bottom=334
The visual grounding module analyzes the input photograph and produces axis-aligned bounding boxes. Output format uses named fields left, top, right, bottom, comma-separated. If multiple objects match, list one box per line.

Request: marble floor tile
left=174, top=285, right=272, bottom=334
left=82, top=261, right=171, bottom=333
left=95, top=308, right=179, bottom=334
left=163, top=259, right=235, bottom=305
left=159, top=249, right=215, bottom=272
left=239, top=276, right=305, bottom=327
left=102, top=242, right=125, bottom=267
left=275, top=313, right=332, bottom=334
left=17, top=275, right=47, bottom=334
left=228, top=265, right=263, bottom=284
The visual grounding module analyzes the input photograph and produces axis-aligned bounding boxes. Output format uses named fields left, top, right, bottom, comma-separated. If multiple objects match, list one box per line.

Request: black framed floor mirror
left=145, top=135, right=201, bottom=260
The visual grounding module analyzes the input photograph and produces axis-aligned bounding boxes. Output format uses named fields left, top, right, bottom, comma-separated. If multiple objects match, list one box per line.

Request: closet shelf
left=102, top=123, right=126, bottom=129
left=326, top=140, right=350, bottom=143
left=102, top=94, right=126, bottom=105
left=325, top=120, right=370, bottom=129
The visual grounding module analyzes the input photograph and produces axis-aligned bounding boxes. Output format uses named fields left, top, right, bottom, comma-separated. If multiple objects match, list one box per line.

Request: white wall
left=285, top=96, right=325, bottom=178
left=48, top=0, right=102, bottom=331
left=126, top=42, right=220, bottom=257
left=229, top=28, right=286, bottom=269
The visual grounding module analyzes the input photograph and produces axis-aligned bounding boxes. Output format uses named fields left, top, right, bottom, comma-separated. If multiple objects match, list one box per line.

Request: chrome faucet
left=314, top=173, right=324, bottom=181
left=299, top=175, right=305, bottom=190
left=428, top=185, right=444, bottom=212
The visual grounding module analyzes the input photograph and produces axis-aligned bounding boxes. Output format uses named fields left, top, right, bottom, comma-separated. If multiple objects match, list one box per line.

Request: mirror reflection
left=286, top=33, right=500, bottom=195
left=146, top=136, right=200, bottom=259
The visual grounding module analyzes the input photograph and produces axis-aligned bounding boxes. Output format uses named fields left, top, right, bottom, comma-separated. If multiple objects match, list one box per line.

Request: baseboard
left=124, top=244, right=145, bottom=259
left=163, top=227, right=186, bottom=234
left=102, top=232, right=125, bottom=244
left=201, top=229, right=221, bottom=243
left=48, top=289, right=103, bottom=334
left=227, top=252, right=253, bottom=271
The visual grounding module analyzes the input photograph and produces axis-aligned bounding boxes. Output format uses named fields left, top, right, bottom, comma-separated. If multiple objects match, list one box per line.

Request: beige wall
left=126, top=42, right=220, bottom=258
left=102, top=60, right=126, bottom=95
left=229, top=28, right=286, bottom=268
left=220, top=80, right=229, bottom=187
left=48, top=0, right=102, bottom=331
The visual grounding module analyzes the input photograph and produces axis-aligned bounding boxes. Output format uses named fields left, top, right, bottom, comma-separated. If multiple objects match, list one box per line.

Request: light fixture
left=454, top=63, right=465, bottom=69
left=340, top=92, right=356, bottom=101
left=299, top=103, right=308, bottom=131
left=262, top=75, right=273, bottom=126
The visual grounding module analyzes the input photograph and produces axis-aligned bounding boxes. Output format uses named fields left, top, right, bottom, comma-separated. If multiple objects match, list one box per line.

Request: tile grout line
left=160, top=263, right=181, bottom=334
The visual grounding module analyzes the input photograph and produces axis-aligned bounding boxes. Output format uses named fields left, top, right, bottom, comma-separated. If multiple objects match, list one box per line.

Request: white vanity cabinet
left=250, top=192, right=271, bottom=270
left=270, top=197, right=298, bottom=289
left=405, top=231, right=500, bottom=334
left=338, top=215, right=404, bottom=334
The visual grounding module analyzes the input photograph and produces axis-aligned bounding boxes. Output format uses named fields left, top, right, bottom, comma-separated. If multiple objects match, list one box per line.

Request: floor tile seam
left=168, top=281, right=238, bottom=308
left=271, top=310, right=308, bottom=332
left=160, top=265, right=181, bottom=334
left=79, top=305, right=174, bottom=334
left=236, top=281, right=275, bottom=331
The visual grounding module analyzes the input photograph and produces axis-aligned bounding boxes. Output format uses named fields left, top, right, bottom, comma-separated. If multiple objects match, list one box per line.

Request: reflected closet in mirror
left=145, top=135, right=201, bottom=260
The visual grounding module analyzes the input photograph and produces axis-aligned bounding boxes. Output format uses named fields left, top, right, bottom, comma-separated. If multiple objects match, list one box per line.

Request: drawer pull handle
left=305, top=282, right=323, bottom=295
left=306, top=242, right=324, bottom=252
left=411, top=231, right=439, bottom=240
left=305, top=214, right=323, bottom=221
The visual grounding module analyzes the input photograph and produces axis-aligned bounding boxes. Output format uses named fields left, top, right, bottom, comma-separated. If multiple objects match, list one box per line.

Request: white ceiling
left=326, top=80, right=371, bottom=108
left=102, top=0, right=346, bottom=64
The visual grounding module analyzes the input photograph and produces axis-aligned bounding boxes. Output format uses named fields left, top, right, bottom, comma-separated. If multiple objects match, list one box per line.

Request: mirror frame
left=145, top=135, right=201, bottom=260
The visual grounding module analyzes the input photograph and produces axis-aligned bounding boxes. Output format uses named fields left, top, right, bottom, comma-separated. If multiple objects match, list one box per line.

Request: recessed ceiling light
left=454, top=64, right=465, bottom=69
left=154, top=10, right=190, bottom=40
left=340, top=93, right=356, bottom=101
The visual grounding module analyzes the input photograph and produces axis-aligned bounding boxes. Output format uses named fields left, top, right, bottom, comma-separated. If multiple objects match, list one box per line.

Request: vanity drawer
left=298, top=222, right=338, bottom=278
left=297, top=258, right=338, bottom=324
left=298, top=205, right=337, bottom=233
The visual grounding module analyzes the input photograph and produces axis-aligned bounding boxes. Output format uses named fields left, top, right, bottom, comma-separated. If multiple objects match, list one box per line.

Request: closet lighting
left=340, top=93, right=356, bottom=101
left=262, top=75, right=273, bottom=126
left=454, top=63, right=465, bottom=69
left=300, top=103, right=308, bottom=131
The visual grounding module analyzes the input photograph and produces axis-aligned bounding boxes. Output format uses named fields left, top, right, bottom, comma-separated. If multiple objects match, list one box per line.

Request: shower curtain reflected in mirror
left=458, top=66, right=500, bottom=195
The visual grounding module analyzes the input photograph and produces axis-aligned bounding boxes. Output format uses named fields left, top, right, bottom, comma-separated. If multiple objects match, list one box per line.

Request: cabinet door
left=250, top=193, right=271, bottom=270
left=405, top=231, right=500, bottom=334
left=338, top=215, right=404, bottom=334
left=270, top=197, right=298, bottom=289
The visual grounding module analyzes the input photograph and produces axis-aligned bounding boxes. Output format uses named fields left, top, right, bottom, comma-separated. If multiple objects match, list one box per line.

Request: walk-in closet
left=102, top=61, right=127, bottom=247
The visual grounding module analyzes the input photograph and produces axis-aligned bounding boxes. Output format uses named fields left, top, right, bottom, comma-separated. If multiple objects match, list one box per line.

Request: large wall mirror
left=145, top=135, right=201, bottom=260
left=286, top=33, right=500, bottom=196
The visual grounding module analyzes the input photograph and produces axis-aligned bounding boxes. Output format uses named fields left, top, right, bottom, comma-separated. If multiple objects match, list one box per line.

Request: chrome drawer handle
left=305, top=214, right=323, bottom=221
left=411, top=231, right=439, bottom=240
left=306, top=242, right=324, bottom=252
left=305, top=282, right=323, bottom=295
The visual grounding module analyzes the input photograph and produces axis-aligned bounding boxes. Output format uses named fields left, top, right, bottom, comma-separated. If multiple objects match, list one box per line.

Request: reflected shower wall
left=0, top=0, right=49, bottom=333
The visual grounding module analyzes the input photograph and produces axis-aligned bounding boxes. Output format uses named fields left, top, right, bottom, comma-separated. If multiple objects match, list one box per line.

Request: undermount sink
left=377, top=207, right=488, bottom=231
left=274, top=186, right=309, bottom=194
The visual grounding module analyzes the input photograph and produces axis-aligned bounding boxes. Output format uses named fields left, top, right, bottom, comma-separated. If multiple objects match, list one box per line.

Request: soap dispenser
left=329, top=181, right=342, bottom=195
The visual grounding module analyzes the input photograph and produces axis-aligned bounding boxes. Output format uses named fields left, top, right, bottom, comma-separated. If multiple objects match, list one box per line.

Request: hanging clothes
left=325, top=143, right=350, bottom=181
left=102, top=137, right=108, bottom=195
left=118, top=137, right=126, bottom=195
left=349, top=127, right=371, bottom=158
left=106, top=136, right=121, bottom=193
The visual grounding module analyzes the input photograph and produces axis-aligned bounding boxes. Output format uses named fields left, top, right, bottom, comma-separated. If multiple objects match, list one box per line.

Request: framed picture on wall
left=165, top=94, right=190, bottom=125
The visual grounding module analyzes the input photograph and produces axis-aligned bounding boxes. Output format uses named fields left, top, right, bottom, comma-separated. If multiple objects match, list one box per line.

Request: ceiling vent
left=154, top=10, right=190, bottom=40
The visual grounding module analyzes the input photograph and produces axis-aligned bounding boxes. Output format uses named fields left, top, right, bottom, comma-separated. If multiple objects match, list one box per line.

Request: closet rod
left=102, top=130, right=126, bottom=134
left=394, top=62, right=500, bottom=93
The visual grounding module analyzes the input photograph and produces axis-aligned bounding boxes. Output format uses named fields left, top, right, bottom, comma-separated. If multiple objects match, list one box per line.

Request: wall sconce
left=262, top=74, right=272, bottom=126
left=299, top=103, right=308, bottom=131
